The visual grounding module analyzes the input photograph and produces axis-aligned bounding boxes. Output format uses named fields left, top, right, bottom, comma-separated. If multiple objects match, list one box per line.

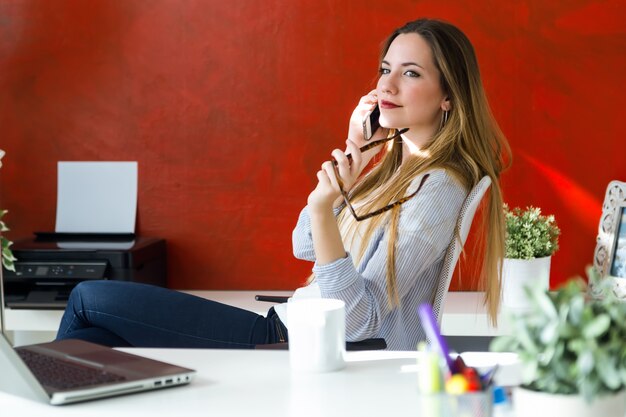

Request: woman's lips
left=380, top=100, right=400, bottom=109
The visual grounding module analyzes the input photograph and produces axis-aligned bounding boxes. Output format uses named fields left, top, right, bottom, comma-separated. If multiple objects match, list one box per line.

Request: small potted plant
left=502, top=204, right=560, bottom=310
left=490, top=268, right=626, bottom=417
left=0, top=149, right=16, bottom=271
left=1, top=210, right=16, bottom=272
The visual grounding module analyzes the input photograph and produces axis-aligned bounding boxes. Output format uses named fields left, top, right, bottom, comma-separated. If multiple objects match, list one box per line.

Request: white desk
left=0, top=348, right=522, bottom=417
left=5, top=291, right=511, bottom=345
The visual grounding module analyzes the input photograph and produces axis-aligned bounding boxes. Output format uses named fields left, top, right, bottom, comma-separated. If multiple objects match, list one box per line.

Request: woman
left=57, top=18, right=510, bottom=351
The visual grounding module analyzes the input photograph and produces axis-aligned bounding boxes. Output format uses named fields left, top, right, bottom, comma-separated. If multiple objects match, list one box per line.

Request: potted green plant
left=502, top=204, right=560, bottom=310
left=0, top=149, right=16, bottom=271
left=491, top=268, right=626, bottom=416
left=1, top=210, right=16, bottom=272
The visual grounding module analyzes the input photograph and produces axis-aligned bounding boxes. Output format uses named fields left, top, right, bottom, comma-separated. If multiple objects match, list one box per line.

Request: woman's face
left=377, top=33, right=449, bottom=139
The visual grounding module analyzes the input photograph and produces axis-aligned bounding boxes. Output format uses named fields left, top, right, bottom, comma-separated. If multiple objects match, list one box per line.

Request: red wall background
left=1, top=0, right=625, bottom=290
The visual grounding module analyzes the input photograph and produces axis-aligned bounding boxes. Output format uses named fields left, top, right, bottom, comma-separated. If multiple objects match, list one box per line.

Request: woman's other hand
left=307, top=140, right=363, bottom=213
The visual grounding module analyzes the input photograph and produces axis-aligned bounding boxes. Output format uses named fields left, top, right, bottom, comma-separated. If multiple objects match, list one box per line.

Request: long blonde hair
left=333, top=18, right=511, bottom=325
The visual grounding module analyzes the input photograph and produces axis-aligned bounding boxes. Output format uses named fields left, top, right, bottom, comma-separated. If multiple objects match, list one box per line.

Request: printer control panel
left=7, top=261, right=108, bottom=280
left=3, top=261, right=109, bottom=308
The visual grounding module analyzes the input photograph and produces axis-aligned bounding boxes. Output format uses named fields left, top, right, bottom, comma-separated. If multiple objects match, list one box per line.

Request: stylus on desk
left=255, top=295, right=290, bottom=303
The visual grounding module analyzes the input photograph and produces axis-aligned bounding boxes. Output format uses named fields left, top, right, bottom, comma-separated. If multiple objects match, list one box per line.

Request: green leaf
left=533, top=288, right=558, bottom=320
left=579, top=378, right=600, bottom=404
left=583, top=314, right=611, bottom=339
left=577, top=350, right=594, bottom=376
left=3, top=246, right=17, bottom=262
left=3, top=257, right=15, bottom=271
left=567, top=338, right=586, bottom=353
left=489, top=335, right=516, bottom=352
left=568, top=293, right=585, bottom=325
left=596, top=353, right=621, bottom=389
left=514, top=320, right=539, bottom=355
left=521, top=356, right=539, bottom=383
left=538, top=344, right=556, bottom=365
left=539, top=321, right=559, bottom=345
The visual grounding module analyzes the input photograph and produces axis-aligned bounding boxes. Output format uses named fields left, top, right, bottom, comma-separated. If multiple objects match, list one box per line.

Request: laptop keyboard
left=17, top=348, right=128, bottom=391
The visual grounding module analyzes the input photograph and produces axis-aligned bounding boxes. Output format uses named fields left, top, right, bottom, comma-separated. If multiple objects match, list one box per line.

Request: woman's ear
left=441, top=97, right=451, bottom=112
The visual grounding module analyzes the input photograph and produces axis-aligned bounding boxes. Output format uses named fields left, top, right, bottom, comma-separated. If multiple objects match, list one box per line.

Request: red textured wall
left=1, top=1, right=625, bottom=290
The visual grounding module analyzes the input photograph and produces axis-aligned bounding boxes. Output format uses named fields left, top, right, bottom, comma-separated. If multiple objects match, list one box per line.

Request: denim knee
left=71, top=280, right=105, bottom=299
left=66, top=280, right=102, bottom=312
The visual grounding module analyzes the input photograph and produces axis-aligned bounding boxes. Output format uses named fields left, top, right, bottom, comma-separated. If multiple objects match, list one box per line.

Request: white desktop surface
left=0, top=348, right=521, bottom=417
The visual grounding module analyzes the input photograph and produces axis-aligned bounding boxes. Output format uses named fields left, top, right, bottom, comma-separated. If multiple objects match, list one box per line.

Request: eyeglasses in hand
left=331, top=129, right=430, bottom=221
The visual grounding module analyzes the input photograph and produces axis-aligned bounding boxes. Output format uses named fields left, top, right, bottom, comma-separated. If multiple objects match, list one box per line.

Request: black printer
left=2, top=234, right=167, bottom=309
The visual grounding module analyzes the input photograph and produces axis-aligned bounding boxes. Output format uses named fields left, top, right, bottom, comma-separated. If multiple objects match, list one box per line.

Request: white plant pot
left=501, top=256, right=551, bottom=311
left=513, top=387, right=626, bottom=417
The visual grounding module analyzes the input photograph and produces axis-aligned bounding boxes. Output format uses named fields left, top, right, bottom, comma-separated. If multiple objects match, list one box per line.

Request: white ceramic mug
left=287, top=298, right=346, bottom=373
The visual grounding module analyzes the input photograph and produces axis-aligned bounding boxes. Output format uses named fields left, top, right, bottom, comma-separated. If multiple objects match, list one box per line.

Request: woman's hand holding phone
left=307, top=91, right=389, bottom=214
left=347, top=90, right=388, bottom=148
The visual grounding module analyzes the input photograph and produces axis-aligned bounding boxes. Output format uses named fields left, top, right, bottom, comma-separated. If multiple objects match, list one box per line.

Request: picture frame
left=593, top=180, right=626, bottom=298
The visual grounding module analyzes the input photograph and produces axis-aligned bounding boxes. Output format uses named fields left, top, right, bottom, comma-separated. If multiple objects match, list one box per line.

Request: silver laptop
left=0, top=258, right=196, bottom=405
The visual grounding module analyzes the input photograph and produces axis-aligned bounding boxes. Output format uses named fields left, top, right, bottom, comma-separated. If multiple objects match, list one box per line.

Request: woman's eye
left=404, top=70, right=420, bottom=77
left=379, top=67, right=390, bottom=75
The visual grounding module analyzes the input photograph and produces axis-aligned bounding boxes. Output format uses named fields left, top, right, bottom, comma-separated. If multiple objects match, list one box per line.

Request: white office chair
left=257, top=176, right=491, bottom=350
left=431, top=176, right=492, bottom=324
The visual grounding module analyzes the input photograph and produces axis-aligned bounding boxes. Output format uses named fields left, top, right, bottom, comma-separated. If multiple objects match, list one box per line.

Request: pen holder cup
left=417, top=390, right=492, bottom=417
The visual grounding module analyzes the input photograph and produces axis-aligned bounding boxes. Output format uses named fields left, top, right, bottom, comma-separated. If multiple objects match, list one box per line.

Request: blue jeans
left=56, top=281, right=288, bottom=349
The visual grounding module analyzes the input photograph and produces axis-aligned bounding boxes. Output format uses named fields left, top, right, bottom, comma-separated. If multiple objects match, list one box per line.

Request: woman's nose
left=378, top=75, right=397, bottom=96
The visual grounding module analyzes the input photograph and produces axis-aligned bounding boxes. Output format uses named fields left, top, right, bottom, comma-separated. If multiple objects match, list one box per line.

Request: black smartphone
left=362, top=104, right=381, bottom=141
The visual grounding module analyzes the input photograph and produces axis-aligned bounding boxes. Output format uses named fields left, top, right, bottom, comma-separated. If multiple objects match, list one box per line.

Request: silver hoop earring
left=440, top=110, right=449, bottom=129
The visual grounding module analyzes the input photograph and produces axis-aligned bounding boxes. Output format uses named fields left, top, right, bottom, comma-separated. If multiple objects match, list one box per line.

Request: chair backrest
left=431, top=176, right=492, bottom=323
